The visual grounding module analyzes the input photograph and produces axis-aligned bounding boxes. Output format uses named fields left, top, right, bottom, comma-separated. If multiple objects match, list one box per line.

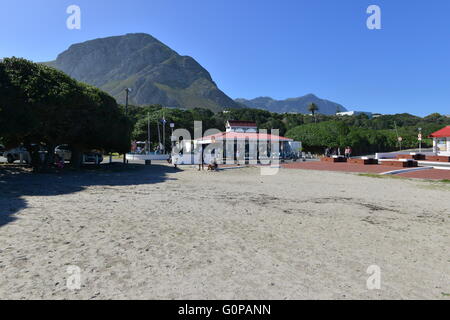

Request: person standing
left=198, top=145, right=205, bottom=171
left=345, top=146, right=352, bottom=159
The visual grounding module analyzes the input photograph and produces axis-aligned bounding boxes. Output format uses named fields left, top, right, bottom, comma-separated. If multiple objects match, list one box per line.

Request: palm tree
left=308, top=103, right=319, bottom=123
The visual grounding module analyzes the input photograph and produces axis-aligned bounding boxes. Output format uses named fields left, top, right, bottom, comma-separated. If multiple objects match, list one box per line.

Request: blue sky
left=1, top=0, right=449, bottom=116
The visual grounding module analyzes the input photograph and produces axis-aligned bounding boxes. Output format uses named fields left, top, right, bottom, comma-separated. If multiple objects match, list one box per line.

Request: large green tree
left=0, top=57, right=131, bottom=165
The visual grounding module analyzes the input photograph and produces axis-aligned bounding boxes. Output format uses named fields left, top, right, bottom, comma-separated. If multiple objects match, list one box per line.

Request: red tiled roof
left=429, top=126, right=450, bottom=138
left=197, top=131, right=293, bottom=142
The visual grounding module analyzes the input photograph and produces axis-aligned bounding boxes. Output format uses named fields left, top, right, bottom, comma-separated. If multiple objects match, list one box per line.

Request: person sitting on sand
left=207, top=159, right=218, bottom=171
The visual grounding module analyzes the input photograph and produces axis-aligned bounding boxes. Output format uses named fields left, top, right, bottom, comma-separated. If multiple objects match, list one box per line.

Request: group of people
left=324, top=146, right=353, bottom=158
left=29, top=148, right=65, bottom=172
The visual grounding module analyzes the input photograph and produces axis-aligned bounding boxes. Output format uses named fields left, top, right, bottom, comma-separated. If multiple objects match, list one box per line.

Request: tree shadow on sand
left=0, top=163, right=180, bottom=228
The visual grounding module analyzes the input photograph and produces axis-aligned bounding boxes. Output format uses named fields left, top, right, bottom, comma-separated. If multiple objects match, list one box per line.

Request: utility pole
left=394, top=121, right=401, bottom=151
left=123, top=88, right=131, bottom=164
left=147, top=112, right=151, bottom=153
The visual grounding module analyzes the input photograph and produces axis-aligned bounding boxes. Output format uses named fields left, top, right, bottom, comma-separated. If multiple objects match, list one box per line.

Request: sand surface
left=0, top=164, right=449, bottom=299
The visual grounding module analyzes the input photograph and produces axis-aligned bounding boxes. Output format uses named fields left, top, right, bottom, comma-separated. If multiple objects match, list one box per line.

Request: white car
left=55, top=145, right=103, bottom=164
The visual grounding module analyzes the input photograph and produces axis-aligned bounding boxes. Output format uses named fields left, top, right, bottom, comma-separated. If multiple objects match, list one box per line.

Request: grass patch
left=359, top=173, right=450, bottom=191
left=358, top=173, right=384, bottom=179
left=358, top=173, right=405, bottom=180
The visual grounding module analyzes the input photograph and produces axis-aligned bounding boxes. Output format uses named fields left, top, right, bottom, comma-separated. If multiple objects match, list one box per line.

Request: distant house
left=196, top=120, right=300, bottom=163
left=173, top=120, right=302, bottom=165
left=429, top=126, right=450, bottom=156
left=336, top=111, right=373, bottom=118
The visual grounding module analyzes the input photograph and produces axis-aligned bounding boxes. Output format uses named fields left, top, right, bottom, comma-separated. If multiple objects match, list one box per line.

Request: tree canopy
left=127, top=105, right=449, bottom=156
left=0, top=57, right=131, bottom=153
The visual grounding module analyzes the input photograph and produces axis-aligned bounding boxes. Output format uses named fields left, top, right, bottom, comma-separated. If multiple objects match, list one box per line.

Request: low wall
left=375, top=151, right=435, bottom=160
left=126, top=154, right=169, bottom=161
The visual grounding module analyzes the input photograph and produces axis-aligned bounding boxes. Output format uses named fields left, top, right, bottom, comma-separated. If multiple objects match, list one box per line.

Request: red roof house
left=197, top=131, right=293, bottom=143
left=429, top=126, right=450, bottom=138
left=429, top=126, right=450, bottom=155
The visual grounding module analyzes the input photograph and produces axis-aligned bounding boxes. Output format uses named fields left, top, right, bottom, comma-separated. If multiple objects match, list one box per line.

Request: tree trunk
left=46, top=143, right=55, bottom=169
left=70, top=145, right=83, bottom=168
left=24, top=142, right=39, bottom=172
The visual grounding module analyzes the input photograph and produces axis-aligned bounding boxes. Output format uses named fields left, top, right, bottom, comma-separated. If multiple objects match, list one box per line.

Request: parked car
left=3, top=146, right=31, bottom=164
left=83, top=152, right=103, bottom=164
left=0, top=144, right=5, bottom=157
left=55, top=145, right=103, bottom=164
left=55, top=144, right=72, bottom=161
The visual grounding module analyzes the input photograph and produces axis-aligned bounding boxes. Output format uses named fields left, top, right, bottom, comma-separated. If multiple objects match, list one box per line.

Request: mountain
left=235, top=94, right=347, bottom=115
left=45, top=33, right=241, bottom=112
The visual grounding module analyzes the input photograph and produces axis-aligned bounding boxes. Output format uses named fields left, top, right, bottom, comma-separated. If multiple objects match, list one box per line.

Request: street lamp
left=418, top=127, right=422, bottom=153
left=123, top=88, right=132, bottom=164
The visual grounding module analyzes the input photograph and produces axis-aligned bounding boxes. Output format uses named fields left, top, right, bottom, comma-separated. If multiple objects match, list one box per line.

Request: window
left=437, top=138, right=447, bottom=152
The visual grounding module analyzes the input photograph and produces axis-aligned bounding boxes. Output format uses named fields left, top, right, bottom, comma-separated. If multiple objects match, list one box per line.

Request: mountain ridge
left=236, top=94, right=347, bottom=115
left=45, top=33, right=241, bottom=111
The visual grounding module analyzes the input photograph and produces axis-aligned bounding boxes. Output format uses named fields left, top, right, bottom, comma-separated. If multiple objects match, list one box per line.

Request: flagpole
left=157, top=117, right=161, bottom=153
left=162, top=111, right=166, bottom=154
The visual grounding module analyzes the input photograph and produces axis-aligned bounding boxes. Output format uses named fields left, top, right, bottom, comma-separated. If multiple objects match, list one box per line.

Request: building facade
left=429, top=126, right=450, bottom=156
left=172, top=121, right=301, bottom=165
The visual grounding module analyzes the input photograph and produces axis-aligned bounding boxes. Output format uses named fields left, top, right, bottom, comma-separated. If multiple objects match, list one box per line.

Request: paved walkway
left=397, top=169, right=450, bottom=180
left=282, top=161, right=450, bottom=180
left=282, top=161, right=395, bottom=174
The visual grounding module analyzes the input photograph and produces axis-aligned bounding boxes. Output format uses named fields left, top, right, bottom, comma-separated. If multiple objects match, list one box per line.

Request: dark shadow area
left=0, top=163, right=181, bottom=228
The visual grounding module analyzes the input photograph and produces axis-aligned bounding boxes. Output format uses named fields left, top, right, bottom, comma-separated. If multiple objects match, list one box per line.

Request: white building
left=430, top=126, right=450, bottom=156
left=336, top=111, right=373, bottom=118
left=172, top=120, right=300, bottom=165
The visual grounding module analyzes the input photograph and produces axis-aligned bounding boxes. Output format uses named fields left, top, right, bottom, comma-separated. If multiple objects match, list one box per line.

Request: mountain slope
left=46, top=33, right=241, bottom=111
left=235, top=94, right=347, bottom=115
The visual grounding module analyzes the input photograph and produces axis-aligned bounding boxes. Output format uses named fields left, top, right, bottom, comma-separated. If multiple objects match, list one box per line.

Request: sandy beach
left=0, top=164, right=448, bottom=299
